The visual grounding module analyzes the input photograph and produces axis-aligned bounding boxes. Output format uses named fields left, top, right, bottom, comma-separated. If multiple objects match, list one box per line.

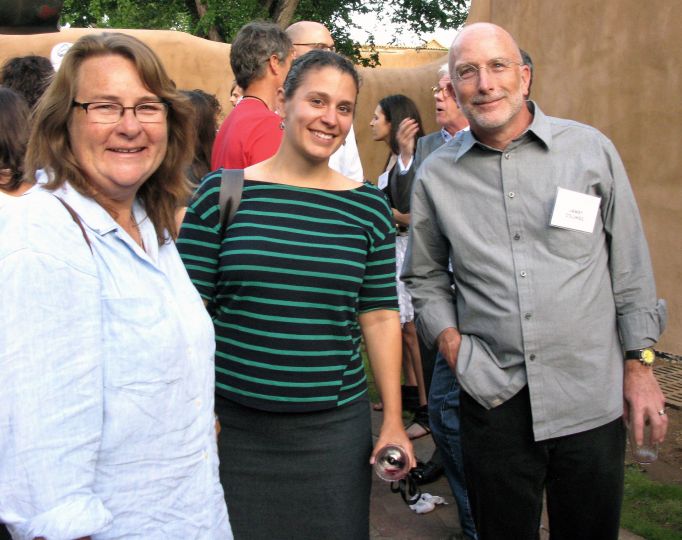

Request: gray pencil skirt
left=215, top=396, right=373, bottom=540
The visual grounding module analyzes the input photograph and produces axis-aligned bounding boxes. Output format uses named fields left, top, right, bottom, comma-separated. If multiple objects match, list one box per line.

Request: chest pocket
left=102, top=296, right=183, bottom=395
left=545, top=217, right=605, bottom=262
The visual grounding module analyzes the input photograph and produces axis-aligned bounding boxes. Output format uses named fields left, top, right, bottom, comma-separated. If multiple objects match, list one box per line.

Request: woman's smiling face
left=281, top=65, right=357, bottom=163
left=68, top=54, right=168, bottom=205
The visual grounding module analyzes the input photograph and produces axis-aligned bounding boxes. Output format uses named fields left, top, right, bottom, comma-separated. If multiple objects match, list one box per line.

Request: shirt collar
left=453, top=101, right=551, bottom=161
left=50, top=181, right=147, bottom=237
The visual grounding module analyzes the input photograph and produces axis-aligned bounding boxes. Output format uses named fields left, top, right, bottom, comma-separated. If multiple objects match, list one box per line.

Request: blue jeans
left=428, top=353, right=478, bottom=540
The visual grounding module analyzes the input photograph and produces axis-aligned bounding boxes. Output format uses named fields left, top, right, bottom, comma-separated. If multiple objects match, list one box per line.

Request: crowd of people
left=0, top=17, right=669, bottom=540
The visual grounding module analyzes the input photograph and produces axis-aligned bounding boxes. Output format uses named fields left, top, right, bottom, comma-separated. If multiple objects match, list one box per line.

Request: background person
left=211, top=21, right=292, bottom=169
left=0, top=33, right=231, bottom=540
left=403, top=22, right=667, bottom=540
left=0, top=88, right=32, bottom=205
left=286, top=20, right=364, bottom=181
left=0, top=55, right=54, bottom=110
left=181, top=88, right=222, bottom=185
left=178, top=50, right=414, bottom=539
left=393, top=64, right=477, bottom=540
left=369, top=94, right=427, bottom=419
left=228, top=80, right=243, bottom=107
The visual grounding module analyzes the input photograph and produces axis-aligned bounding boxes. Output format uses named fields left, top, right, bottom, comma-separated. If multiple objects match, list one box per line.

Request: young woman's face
left=370, top=105, right=390, bottom=143
left=281, top=66, right=357, bottom=163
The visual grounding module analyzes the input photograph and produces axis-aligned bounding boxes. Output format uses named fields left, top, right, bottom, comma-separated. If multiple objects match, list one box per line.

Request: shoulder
left=0, top=189, right=95, bottom=273
left=187, top=170, right=223, bottom=216
left=543, top=115, right=621, bottom=162
left=420, top=131, right=444, bottom=146
left=547, top=115, right=608, bottom=141
left=351, top=183, right=393, bottom=220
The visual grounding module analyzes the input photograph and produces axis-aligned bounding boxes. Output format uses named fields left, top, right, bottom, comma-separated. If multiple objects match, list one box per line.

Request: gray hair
left=230, top=21, right=292, bottom=90
left=520, top=49, right=534, bottom=96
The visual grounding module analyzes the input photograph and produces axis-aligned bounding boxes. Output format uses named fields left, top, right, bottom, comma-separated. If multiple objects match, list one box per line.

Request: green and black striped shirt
left=178, top=172, right=398, bottom=412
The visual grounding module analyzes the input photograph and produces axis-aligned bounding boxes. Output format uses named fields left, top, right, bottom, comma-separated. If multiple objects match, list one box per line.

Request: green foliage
left=60, top=0, right=469, bottom=66
left=61, top=0, right=192, bottom=30
left=621, top=465, right=682, bottom=540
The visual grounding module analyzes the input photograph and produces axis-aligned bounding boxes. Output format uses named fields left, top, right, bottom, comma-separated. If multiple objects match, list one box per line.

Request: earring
left=279, top=120, right=285, bottom=130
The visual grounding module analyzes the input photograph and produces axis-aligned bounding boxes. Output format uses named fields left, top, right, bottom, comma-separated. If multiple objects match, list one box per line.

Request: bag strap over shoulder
left=218, top=168, right=244, bottom=236
left=55, top=196, right=92, bottom=253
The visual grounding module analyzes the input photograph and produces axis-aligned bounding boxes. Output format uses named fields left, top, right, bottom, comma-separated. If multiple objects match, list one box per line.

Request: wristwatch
left=625, top=347, right=656, bottom=366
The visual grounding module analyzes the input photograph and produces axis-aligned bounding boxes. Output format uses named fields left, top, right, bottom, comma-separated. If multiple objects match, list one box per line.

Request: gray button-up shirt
left=402, top=103, right=666, bottom=441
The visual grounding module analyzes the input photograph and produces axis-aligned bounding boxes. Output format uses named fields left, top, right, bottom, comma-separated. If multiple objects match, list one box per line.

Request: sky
left=347, top=9, right=460, bottom=48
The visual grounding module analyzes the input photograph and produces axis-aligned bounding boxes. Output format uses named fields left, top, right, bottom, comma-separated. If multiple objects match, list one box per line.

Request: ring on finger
left=658, top=408, right=667, bottom=416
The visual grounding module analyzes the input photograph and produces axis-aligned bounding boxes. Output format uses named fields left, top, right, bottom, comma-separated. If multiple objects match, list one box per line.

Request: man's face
left=449, top=26, right=530, bottom=138
left=291, top=25, right=335, bottom=57
left=434, top=74, right=463, bottom=133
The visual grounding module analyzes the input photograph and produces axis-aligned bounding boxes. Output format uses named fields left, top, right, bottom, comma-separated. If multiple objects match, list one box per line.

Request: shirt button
left=508, top=191, right=516, bottom=198
left=529, top=354, right=536, bottom=361
left=520, top=271, right=527, bottom=278
left=195, top=399, right=202, bottom=408
left=504, top=153, right=511, bottom=159
left=513, top=233, right=521, bottom=240
left=524, top=312, right=532, bottom=320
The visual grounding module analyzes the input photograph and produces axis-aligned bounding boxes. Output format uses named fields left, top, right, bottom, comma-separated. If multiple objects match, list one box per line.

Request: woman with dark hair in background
left=180, top=88, right=222, bottom=185
left=0, top=88, right=32, bottom=205
left=0, top=55, right=54, bottom=110
left=370, top=94, right=429, bottom=436
left=0, top=33, right=231, bottom=539
left=179, top=50, right=414, bottom=539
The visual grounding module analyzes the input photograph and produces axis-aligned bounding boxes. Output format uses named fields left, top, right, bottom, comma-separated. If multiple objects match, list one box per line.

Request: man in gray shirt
left=403, top=22, right=668, bottom=540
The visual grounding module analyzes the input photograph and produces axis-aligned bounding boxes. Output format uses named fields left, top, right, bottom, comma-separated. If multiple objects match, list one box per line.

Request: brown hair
left=180, top=89, right=221, bottom=186
left=0, top=88, right=30, bottom=193
left=24, top=32, right=195, bottom=243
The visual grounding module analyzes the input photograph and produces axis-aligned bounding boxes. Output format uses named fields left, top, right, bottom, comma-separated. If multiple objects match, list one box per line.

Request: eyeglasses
left=430, top=85, right=450, bottom=97
left=293, top=42, right=335, bottom=52
left=72, top=100, right=169, bottom=123
left=453, top=58, right=522, bottom=82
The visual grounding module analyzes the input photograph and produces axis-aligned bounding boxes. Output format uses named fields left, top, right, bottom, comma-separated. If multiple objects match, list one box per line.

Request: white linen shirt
left=0, top=183, right=231, bottom=539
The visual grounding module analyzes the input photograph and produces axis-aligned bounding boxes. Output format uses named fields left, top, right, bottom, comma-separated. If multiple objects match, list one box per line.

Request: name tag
left=550, top=187, right=601, bottom=233
left=377, top=170, right=389, bottom=191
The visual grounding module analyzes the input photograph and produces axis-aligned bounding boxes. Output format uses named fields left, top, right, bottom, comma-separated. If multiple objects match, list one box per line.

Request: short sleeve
left=358, top=189, right=398, bottom=313
left=177, top=171, right=223, bottom=301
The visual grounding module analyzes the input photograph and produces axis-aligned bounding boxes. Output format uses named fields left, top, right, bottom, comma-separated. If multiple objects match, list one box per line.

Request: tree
left=60, top=0, right=469, bottom=67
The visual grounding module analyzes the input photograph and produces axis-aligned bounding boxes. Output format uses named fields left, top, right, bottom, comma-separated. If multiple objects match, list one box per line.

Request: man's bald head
left=449, top=23, right=523, bottom=77
left=285, top=21, right=335, bottom=57
left=447, top=23, right=531, bottom=149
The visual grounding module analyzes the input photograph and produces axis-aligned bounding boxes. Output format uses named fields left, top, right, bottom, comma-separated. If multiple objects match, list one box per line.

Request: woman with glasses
left=0, top=33, right=231, bottom=539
